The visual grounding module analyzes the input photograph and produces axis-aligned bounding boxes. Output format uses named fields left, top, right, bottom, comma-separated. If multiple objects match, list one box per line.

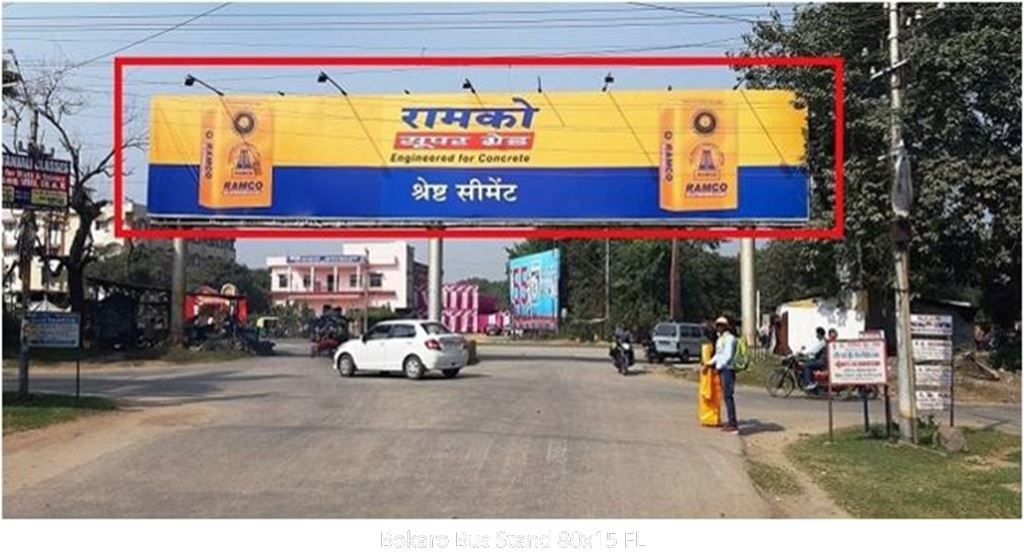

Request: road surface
left=5, top=344, right=773, bottom=518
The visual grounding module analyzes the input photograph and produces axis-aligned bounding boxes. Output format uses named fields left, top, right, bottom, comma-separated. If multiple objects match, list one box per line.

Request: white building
left=774, top=290, right=868, bottom=353
left=267, top=241, right=423, bottom=315
left=2, top=200, right=235, bottom=297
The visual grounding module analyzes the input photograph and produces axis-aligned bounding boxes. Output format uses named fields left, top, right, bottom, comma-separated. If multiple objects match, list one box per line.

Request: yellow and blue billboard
left=147, top=90, right=808, bottom=223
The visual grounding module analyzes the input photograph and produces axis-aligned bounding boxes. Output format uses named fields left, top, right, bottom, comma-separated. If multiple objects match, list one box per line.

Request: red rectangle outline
left=113, top=55, right=844, bottom=240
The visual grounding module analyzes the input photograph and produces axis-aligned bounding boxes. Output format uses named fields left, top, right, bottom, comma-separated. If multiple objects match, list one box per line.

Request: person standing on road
left=698, top=325, right=722, bottom=426
left=710, top=316, right=740, bottom=434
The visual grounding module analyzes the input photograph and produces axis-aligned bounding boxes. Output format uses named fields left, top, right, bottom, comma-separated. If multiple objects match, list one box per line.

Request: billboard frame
left=114, top=55, right=845, bottom=240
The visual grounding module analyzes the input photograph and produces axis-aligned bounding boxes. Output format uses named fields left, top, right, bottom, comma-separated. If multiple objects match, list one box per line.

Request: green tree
left=86, top=245, right=272, bottom=314
left=739, top=3, right=1021, bottom=334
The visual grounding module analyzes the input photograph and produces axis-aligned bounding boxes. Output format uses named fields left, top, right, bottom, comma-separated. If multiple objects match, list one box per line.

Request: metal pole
left=862, top=388, right=870, bottom=434
left=889, top=1, right=917, bottom=443
left=949, top=351, right=955, bottom=427
left=884, top=385, right=893, bottom=438
left=428, top=236, right=443, bottom=322
left=828, top=381, right=834, bottom=443
left=170, top=238, right=187, bottom=346
left=740, top=238, right=756, bottom=345
left=669, top=239, right=680, bottom=320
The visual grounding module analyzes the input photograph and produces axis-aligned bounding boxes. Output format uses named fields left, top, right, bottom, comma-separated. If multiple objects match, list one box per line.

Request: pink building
left=267, top=242, right=422, bottom=315
left=416, top=282, right=510, bottom=334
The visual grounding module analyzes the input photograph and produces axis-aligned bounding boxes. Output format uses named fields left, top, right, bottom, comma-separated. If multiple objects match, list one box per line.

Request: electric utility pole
left=887, top=1, right=917, bottom=443
left=15, top=109, right=42, bottom=399
left=604, top=239, right=611, bottom=335
left=669, top=239, right=680, bottom=320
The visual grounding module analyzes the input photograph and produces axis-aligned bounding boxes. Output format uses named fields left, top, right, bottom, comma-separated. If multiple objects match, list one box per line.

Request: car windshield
left=420, top=322, right=451, bottom=335
left=653, top=323, right=676, bottom=336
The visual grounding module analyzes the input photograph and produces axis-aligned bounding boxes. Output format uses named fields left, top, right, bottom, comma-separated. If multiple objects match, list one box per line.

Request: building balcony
left=270, top=287, right=396, bottom=296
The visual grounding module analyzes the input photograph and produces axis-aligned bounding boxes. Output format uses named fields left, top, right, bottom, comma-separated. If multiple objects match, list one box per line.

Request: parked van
left=650, top=322, right=704, bottom=362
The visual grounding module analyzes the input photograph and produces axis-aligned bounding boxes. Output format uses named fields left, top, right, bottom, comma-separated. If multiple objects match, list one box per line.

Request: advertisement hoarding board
left=147, top=90, right=808, bottom=225
left=828, top=339, right=887, bottom=386
left=3, top=153, right=71, bottom=210
left=509, top=249, right=560, bottom=330
left=23, top=312, right=81, bottom=348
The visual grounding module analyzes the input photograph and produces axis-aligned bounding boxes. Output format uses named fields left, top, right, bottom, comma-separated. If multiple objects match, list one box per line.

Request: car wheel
left=442, top=368, right=460, bottom=379
left=403, top=355, right=425, bottom=380
left=337, top=354, right=356, bottom=377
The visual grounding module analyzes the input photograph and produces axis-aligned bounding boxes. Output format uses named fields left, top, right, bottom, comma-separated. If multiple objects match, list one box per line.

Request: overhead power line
left=58, top=2, right=232, bottom=73
left=2, top=4, right=774, bottom=21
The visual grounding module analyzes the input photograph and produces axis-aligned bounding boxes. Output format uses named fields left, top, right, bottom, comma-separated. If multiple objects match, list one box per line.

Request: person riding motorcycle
left=610, top=325, right=634, bottom=373
left=614, top=325, right=632, bottom=344
left=799, top=327, right=828, bottom=390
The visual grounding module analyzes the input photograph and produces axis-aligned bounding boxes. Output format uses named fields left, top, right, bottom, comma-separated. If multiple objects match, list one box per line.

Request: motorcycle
left=766, top=353, right=879, bottom=400
left=609, top=339, right=635, bottom=375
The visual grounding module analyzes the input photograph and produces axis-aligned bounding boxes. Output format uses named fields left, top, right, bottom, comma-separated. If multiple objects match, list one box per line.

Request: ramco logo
left=222, top=180, right=264, bottom=194
left=685, top=182, right=728, bottom=197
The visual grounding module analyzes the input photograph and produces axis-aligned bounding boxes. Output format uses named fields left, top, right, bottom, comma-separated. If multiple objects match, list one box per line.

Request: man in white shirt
left=800, top=327, right=828, bottom=390
left=711, top=316, right=740, bottom=433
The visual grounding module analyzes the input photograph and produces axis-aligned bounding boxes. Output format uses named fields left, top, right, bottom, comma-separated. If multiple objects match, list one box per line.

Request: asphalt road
left=4, top=344, right=776, bottom=518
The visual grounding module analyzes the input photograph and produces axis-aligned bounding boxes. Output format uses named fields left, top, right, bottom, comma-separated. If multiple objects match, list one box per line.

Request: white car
left=333, top=320, right=469, bottom=379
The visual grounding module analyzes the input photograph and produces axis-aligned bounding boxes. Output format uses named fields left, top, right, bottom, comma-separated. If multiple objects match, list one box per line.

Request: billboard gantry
left=147, top=90, right=808, bottom=226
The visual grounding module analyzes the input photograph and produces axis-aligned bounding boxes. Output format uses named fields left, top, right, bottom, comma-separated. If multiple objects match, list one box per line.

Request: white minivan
left=650, top=321, right=704, bottom=363
left=333, top=320, right=469, bottom=379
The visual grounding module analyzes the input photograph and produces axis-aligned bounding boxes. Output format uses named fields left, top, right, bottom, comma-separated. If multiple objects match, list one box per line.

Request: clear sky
left=2, top=1, right=792, bottom=278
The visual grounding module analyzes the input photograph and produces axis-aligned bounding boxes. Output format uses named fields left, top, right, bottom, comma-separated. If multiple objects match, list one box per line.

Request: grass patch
left=747, top=459, right=804, bottom=497
left=3, top=345, right=248, bottom=368
left=736, top=354, right=778, bottom=387
left=787, top=427, right=1022, bottom=518
left=3, top=391, right=117, bottom=434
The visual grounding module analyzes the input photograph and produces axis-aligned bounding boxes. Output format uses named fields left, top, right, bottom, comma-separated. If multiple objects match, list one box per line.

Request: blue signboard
left=509, top=249, right=560, bottom=330
left=24, top=312, right=81, bottom=348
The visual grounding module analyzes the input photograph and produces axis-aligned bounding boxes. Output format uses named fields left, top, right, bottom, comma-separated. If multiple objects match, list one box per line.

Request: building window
left=349, top=274, right=358, bottom=288
left=302, top=274, right=311, bottom=290
left=369, top=272, right=383, bottom=288
left=326, top=274, right=335, bottom=292
left=277, top=274, right=287, bottom=289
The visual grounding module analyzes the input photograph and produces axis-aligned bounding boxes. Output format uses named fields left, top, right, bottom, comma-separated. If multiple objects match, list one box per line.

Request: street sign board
left=147, top=90, right=809, bottom=225
left=912, top=338, right=952, bottom=362
left=23, top=311, right=81, bottom=348
left=2, top=153, right=71, bottom=210
left=828, top=339, right=888, bottom=385
left=910, top=314, right=953, bottom=337
left=915, top=363, right=952, bottom=387
left=916, top=390, right=949, bottom=412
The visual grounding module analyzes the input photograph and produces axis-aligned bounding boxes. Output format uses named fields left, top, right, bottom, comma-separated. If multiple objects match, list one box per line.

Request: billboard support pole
left=740, top=238, right=756, bottom=345
left=428, top=236, right=443, bottom=322
left=170, top=238, right=187, bottom=345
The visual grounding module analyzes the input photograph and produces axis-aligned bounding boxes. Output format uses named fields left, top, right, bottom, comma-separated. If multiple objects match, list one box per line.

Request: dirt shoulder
left=644, top=362, right=848, bottom=517
left=3, top=400, right=218, bottom=494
